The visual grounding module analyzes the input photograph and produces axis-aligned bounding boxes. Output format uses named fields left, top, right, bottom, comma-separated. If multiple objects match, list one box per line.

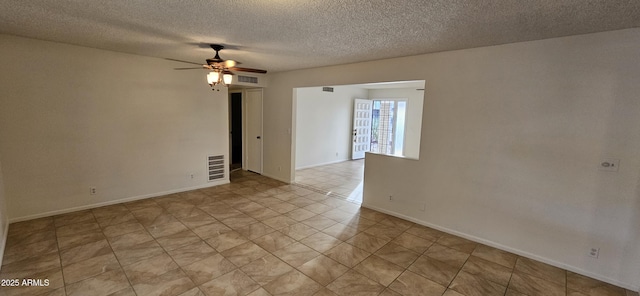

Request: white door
left=245, top=89, right=263, bottom=173
left=351, top=98, right=372, bottom=159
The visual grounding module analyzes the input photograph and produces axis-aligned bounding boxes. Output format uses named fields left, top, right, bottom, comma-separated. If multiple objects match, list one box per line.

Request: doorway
left=229, top=92, right=243, bottom=172
left=292, top=80, right=425, bottom=201
left=229, top=88, right=263, bottom=175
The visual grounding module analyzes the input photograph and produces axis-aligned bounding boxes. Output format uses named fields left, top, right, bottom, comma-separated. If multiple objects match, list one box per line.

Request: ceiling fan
left=170, top=44, right=267, bottom=89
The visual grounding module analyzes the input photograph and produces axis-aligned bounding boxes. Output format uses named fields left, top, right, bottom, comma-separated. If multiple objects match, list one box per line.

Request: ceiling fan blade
left=174, top=67, right=206, bottom=70
left=229, top=67, right=267, bottom=74
left=165, top=58, right=203, bottom=66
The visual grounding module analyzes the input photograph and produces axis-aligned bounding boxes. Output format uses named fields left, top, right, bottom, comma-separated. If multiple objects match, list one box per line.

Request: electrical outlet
left=90, top=187, right=97, bottom=195
left=189, top=173, right=195, bottom=179
left=389, top=195, right=393, bottom=201
left=588, top=247, right=600, bottom=258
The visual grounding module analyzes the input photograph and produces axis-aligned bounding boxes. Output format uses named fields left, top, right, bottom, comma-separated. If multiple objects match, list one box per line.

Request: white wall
left=262, top=29, right=640, bottom=290
left=369, top=87, right=424, bottom=159
left=0, top=158, right=8, bottom=266
left=0, top=34, right=230, bottom=221
left=295, top=86, right=368, bottom=169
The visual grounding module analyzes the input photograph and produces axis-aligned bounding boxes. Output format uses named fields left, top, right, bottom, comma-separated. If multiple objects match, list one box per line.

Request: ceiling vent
left=238, top=75, right=258, bottom=84
left=322, top=87, right=334, bottom=92
left=207, top=155, right=225, bottom=181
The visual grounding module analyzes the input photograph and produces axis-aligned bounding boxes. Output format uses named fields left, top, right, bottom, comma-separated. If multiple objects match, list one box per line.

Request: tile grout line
left=157, top=180, right=301, bottom=295
left=443, top=241, right=476, bottom=295
left=9, top=167, right=633, bottom=296
left=99, top=207, right=140, bottom=296
left=147, top=193, right=218, bottom=295
left=380, top=225, right=432, bottom=295
left=54, top=217, right=68, bottom=296
left=503, top=254, right=519, bottom=296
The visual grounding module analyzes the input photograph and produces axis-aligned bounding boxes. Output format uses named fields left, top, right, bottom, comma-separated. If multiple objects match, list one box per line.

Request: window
left=370, top=100, right=407, bottom=156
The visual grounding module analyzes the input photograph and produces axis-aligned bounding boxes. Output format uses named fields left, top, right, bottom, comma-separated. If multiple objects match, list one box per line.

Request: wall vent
left=207, top=155, right=225, bottom=181
left=322, top=87, right=334, bottom=92
left=238, top=75, right=258, bottom=84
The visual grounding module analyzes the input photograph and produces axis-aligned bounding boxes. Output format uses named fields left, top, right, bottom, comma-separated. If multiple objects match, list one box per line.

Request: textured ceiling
left=1, top=0, right=639, bottom=73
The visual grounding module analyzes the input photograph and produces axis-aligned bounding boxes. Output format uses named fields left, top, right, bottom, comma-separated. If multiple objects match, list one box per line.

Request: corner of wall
left=0, top=158, right=8, bottom=267
left=0, top=222, right=7, bottom=268
left=1, top=36, right=230, bottom=221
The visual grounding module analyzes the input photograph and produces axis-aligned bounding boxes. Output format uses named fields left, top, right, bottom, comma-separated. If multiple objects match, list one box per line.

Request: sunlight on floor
left=294, top=160, right=364, bottom=204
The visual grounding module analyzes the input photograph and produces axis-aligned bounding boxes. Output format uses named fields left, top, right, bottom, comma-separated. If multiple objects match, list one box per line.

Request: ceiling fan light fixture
left=206, top=69, right=233, bottom=90
left=207, top=71, right=219, bottom=85
left=172, top=44, right=266, bottom=91
left=223, top=73, right=233, bottom=85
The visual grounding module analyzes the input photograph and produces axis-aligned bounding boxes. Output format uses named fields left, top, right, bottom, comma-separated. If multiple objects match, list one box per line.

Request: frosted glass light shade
left=207, top=72, right=219, bottom=84
left=223, top=74, right=233, bottom=85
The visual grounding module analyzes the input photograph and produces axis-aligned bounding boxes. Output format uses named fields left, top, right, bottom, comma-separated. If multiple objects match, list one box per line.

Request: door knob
left=257, top=136, right=261, bottom=139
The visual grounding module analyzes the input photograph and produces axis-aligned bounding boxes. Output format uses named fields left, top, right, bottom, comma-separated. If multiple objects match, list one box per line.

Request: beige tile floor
left=295, top=160, right=364, bottom=203
left=1, top=170, right=637, bottom=296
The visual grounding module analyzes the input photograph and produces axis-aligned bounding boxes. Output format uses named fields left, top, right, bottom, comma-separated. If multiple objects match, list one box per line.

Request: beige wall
left=295, top=86, right=368, bottom=169
left=0, top=34, right=230, bottom=221
left=263, top=29, right=640, bottom=289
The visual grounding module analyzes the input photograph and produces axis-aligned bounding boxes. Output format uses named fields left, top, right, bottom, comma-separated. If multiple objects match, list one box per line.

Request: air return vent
left=322, top=87, right=334, bottom=92
left=238, top=75, right=258, bottom=84
left=207, top=155, right=225, bottom=181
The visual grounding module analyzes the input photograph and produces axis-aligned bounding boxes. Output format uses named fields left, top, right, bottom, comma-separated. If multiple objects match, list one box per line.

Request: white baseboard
left=362, top=202, right=639, bottom=292
left=295, top=158, right=350, bottom=170
left=0, top=221, right=8, bottom=268
left=260, top=172, right=292, bottom=184
left=8, top=179, right=229, bottom=223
